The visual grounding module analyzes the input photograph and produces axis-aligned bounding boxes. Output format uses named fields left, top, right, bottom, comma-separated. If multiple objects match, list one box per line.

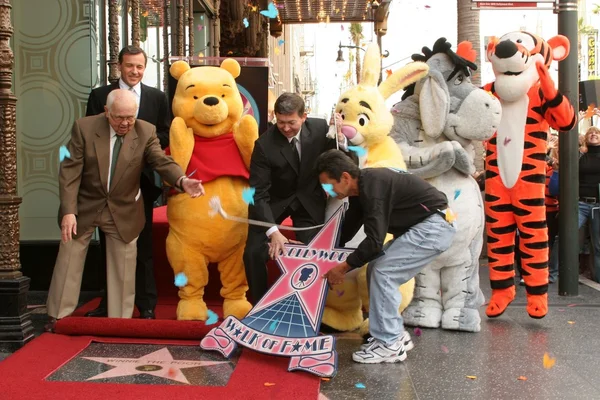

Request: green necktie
left=109, top=135, right=123, bottom=187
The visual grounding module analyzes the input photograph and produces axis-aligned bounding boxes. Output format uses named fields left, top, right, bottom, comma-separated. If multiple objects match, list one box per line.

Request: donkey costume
left=391, top=38, right=501, bottom=332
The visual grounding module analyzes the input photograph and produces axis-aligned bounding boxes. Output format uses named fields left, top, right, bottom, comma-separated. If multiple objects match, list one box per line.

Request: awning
left=271, top=0, right=389, bottom=24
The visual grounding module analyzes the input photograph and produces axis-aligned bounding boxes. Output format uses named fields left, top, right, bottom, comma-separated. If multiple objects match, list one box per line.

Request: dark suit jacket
left=59, top=115, right=183, bottom=243
left=85, top=81, right=172, bottom=200
left=248, top=118, right=337, bottom=226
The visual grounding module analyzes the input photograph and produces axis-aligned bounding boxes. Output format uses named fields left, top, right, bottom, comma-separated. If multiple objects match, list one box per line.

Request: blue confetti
left=321, top=183, right=337, bottom=198
left=454, top=189, right=461, bottom=200
left=206, top=310, right=219, bottom=325
left=278, top=39, right=285, bottom=46
left=59, top=145, right=71, bottom=162
left=348, top=145, right=368, bottom=158
left=242, top=187, right=256, bottom=205
left=269, top=320, right=278, bottom=332
left=242, top=18, right=249, bottom=28
left=260, top=2, right=279, bottom=18
left=174, top=272, right=188, bottom=287
left=355, top=383, right=366, bottom=389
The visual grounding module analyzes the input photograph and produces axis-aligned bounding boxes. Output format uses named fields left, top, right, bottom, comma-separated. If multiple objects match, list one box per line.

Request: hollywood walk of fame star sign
left=201, top=205, right=353, bottom=378
left=83, top=348, right=228, bottom=384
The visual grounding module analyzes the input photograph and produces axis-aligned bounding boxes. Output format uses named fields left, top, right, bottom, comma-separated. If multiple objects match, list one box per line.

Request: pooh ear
left=170, top=61, right=190, bottom=80
left=379, top=61, right=429, bottom=100
left=547, top=35, right=570, bottom=61
left=220, top=58, right=241, bottom=79
left=360, top=43, right=381, bottom=87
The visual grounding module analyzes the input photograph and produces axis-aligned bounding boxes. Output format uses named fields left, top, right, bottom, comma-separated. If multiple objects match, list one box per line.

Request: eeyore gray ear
left=419, top=69, right=449, bottom=138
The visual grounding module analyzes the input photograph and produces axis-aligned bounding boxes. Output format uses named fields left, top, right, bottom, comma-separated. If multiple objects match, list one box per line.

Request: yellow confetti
left=264, top=382, right=276, bottom=387
left=251, top=6, right=258, bottom=12
left=567, top=321, right=575, bottom=324
left=517, top=376, right=528, bottom=381
left=274, top=47, right=281, bottom=55
left=466, top=375, right=477, bottom=380
left=445, top=209, right=457, bottom=224
left=543, top=352, right=556, bottom=369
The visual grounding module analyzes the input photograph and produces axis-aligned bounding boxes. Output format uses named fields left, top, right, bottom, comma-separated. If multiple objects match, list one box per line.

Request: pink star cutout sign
left=201, top=206, right=352, bottom=378
left=83, top=348, right=228, bottom=384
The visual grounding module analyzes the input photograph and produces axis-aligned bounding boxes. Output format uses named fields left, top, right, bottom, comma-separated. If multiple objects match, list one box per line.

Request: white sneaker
left=352, top=338, right=407, bottom=364
left=360, top=331, right=414, bottom=351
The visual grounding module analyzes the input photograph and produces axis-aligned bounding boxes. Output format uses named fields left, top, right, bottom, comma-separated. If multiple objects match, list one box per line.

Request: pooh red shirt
left=166, top=133, right=249, bottom=187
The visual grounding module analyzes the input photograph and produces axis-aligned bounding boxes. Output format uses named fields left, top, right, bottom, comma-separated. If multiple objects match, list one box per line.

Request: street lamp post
left=335, top=42, right=389, bottom=83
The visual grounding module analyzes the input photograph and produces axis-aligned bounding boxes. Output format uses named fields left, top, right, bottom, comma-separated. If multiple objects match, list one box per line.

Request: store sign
left=476, top=2, right=538, bottom=7
left=589, top=32, right=597, bottom=77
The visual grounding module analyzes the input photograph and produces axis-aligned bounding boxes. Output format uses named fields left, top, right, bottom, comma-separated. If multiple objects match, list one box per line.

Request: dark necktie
left=109, top=135, right=123, bottom=187
left=290, top=137, right=300, bottom=165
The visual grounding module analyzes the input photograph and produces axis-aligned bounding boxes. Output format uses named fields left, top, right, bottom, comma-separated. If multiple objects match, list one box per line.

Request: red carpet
left=0, top=333, right=320, bottom=400
left=55, top=205, right=286, bottom=339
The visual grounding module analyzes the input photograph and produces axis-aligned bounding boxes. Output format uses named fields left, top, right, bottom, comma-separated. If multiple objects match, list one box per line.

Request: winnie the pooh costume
left=322, top=43, right=428, bottom=334
left=167, top=59, right=258, bottom=321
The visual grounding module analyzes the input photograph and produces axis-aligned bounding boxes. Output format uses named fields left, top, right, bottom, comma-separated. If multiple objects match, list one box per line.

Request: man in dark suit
left=46, top=89, right=203, bottom=328
left=85, top=46, right=171, bottom=319
left=243, top=92, right=344, bottom=303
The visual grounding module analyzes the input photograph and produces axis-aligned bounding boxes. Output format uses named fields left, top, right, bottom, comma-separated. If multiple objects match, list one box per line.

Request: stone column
left=0, top=0, right=34, bottom=350
left=108, top=0, right=120, bottom=83
left=188, top=0, right=194, bottom=57
left=163, top=0, right=169, bottom=92
left=176, top=0, right=184, bottom=56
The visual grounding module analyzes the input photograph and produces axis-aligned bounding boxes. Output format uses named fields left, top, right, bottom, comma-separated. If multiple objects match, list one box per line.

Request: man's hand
left=181, top=178, right=205, bottom=198
left=61, top=214, right=77, bottom=243
left=323, top=262, right=350, bottom=286
left=268, top=230, right=288, bottom=259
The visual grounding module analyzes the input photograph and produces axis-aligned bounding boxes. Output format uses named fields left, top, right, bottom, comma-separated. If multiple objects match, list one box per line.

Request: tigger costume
left=484, top=32, right=576, bottom=319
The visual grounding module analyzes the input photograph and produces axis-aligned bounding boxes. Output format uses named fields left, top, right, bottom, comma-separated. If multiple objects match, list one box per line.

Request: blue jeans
left=366, top=213, right=457, bottom=345
left=549, top=202, right=600, bottom=283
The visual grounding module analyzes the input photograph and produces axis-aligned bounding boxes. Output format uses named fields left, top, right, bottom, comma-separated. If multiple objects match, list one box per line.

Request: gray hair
left=106, top=89, right=137, bottom=111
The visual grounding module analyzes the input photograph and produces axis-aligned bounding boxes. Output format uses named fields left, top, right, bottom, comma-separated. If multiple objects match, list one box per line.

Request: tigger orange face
left=487, top=31, right=569, bottom=102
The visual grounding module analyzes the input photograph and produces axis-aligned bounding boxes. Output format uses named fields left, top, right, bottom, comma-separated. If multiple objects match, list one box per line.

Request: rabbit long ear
left=419, top=69, right=449, bottom=138
left=379, top=61, right=429, bottom=100
left=360, top=43, right=381, bottom=87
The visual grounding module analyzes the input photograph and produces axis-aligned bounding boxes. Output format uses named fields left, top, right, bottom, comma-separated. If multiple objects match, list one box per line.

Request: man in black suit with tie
left=84, top=46, right=171, bottom=319
left=243, top=92, right=344, bottom=303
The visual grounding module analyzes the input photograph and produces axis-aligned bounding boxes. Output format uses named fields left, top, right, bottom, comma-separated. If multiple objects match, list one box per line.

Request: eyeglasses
left=109, top=113, right=136, bottom=123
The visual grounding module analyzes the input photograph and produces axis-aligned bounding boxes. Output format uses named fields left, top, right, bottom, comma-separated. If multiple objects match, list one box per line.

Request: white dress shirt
left=119, top=79, right=141, bottom=117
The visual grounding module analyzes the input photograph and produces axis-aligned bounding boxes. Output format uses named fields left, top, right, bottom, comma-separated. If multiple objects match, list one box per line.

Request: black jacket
left=248, top=118, right=337, bottom=226
left=85, top=81, right=172, bottom=200
left=341, top=168, right=448, bottom=269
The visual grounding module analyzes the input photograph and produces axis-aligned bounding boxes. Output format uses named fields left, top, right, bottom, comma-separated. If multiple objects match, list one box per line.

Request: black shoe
left=139, top=309, right=155, bottom=319
left=85, top=306, right=107, bottom=317
left=44, top=317, right=57, bottom=333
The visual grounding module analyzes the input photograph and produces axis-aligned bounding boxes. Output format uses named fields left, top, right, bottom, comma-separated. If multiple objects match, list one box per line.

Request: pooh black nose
left=204, top=97, right=219, bottom=106
left=495, top=40, right=518, bottom=59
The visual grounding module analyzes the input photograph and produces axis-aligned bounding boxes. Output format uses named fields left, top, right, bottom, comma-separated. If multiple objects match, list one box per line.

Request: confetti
left=168, top=368, right=177, bottom=377
left=206, top=309, right=219, bottom=325
left=264, top=382, right=276, bottom=387
left=251, top=5, right=258, bottom=12
left=567, top=304, right=577, bottom=307
left=425, top=4, right=431, bottom=8
left=441, top=345, right=449, bottom=353
left=340, top=25, right=344, bottom=31
left=348, top=145, right=368, bottom=158
left=503, top=137, right=512, bottom=146
left=336, top=289, right=345, bottom=297
left=454, top=189, right=461, bottom=200
left=558, top=308, right=565, bottom=312
left=260, top=2, right=279, bottom=18
left=59, top=145, right=71, bottom=162
left=321, top=183, right=337, bottom=198
left=355, top=383, right=366, bottom=389
left=242, top=187, right=256, bottom=205
left=385, top=69, right=393, bottom=77
left=414, top=327, right=422, bottom=337
left=420, top=203, right=430, bottom=212
left=174, top=272, right=188, bottom=287
left=274, top=47, right=281, bottom=55
left=567, top=321, right=575, bottom=324
left=517, top=376, right=528, bottom=381
left=466, top=375, right=477, bottom=380
left=445, top=209, right=457, bottom=224
left=543, top=352, right=556, bottom=369
left=321, top=377, right=330, bottom=381
left=278, top=39, right=285, bottom=46
left=242, top=18, right=249, bottom=28
left=269, top=319, right=279, bottom=332
left=197, top=24, right=203, bottom=31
